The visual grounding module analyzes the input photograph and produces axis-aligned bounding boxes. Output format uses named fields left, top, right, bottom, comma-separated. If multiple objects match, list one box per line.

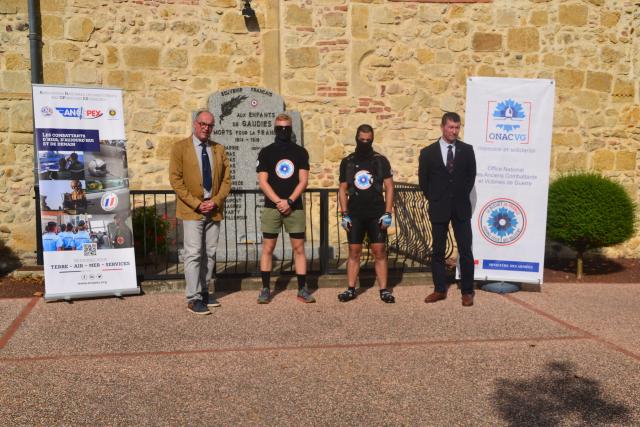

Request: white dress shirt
left=438, top=137, right=456, bottom=166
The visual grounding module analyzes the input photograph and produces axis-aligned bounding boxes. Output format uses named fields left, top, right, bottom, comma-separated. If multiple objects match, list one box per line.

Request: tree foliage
left=547, top=173, right=636, bottom=278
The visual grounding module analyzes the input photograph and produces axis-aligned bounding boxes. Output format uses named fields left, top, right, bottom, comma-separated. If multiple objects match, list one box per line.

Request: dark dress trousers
left=418, top=139, right=476, bottom=294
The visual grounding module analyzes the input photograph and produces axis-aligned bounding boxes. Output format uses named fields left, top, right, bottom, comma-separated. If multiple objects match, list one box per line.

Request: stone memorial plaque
left=207, top=87, right=303, bottom=267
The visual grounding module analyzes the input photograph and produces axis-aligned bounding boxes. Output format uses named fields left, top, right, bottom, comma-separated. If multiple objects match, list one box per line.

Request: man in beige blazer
left=169, top=110, right=231, bottom=315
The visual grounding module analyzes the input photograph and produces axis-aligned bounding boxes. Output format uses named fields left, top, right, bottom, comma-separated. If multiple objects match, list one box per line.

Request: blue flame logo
left=493, top=99, right=526, bottom=132
left=487, top=207, right=518, bottom=237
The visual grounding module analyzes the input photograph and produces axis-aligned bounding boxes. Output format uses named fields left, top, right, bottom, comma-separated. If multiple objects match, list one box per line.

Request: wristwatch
left=287, top=198, right=294, bottom=206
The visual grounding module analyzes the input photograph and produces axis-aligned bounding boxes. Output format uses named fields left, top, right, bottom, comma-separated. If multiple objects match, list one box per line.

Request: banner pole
left=28, top=0, right=44, bottom=265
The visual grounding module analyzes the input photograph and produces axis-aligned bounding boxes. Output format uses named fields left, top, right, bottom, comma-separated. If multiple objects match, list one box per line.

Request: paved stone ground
left=1, top=283, right=639, bottom=426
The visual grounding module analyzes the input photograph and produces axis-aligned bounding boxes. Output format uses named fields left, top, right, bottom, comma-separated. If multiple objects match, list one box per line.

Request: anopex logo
left=55, top=107, right=103, bottom=119
left=485, top=99, right=532, bottom=144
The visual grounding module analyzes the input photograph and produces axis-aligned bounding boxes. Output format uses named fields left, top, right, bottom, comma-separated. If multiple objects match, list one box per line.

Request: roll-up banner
left=464, top=77, right=555, bottom=284
left=32, top=84, right=139, bottom=300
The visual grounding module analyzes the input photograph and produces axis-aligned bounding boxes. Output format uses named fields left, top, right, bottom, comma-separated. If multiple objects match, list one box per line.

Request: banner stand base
left=44, top=287, right=141, bottom=302
left=480, top=281, right=521, bottom=294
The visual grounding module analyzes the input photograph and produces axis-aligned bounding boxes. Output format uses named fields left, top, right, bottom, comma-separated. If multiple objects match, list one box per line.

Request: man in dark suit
left=418, top=112, right=477, bottom=306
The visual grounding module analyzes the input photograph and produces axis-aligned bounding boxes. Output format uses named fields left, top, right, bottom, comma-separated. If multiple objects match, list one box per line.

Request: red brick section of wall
left=345, top=98, right=396, bottom=121
left=317, top=82, right=348, bottom=98
left=389, top=0, right=491, bottom=3
left=315, top=5, right=350, bottom=98
left=132, top=0, right=199, bottom=5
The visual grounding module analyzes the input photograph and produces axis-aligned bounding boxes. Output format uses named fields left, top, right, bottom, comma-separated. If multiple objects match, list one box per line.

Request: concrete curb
left=141, top=272, right=433, bottom=294
left=140, top=272, right=541, bottom=294
left=7, top=266, right=541, bottom=293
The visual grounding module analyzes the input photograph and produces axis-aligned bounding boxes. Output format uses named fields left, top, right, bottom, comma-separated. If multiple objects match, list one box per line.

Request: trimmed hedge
left=547, top=172, right=636, bottom=277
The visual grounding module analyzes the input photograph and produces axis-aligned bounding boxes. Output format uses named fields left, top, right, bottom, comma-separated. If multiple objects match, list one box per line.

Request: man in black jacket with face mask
left=337, top=124, right=395, bottom=303
left=256, top=113, right=315, bottom=304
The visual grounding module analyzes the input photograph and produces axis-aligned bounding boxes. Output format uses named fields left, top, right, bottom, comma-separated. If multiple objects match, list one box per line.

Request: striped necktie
left=446, top=144, right=454, bottom=174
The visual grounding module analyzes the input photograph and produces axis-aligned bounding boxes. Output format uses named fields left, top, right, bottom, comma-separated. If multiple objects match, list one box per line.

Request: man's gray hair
left=193, top=109, right=213, bottom=122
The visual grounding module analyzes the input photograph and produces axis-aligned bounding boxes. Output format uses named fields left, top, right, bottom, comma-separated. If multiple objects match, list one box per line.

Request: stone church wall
left=0, top=0, right=638, bottom=261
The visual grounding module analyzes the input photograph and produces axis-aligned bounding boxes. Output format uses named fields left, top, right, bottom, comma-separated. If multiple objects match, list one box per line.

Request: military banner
left=464, top=77, right=555, bottom=284
left=32, top=84, right=139, bottom=300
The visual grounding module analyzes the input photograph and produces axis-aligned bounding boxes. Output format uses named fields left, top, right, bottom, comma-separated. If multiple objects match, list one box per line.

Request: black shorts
left=348, top=215, right=387, bottom=245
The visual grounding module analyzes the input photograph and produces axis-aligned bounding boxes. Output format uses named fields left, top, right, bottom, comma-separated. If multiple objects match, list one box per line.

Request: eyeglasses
left=196, top=121, right=214, bottom=129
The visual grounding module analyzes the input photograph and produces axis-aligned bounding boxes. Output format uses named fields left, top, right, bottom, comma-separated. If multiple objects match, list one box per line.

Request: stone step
left=142, top=272, right=432, bottom=294
left=9, top=267, right=540, bottom=293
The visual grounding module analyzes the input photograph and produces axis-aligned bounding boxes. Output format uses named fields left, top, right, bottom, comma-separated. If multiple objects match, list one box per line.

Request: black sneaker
left=202, top=292, right=221, bottom=308
left=380, top=289, right=395, bottom=303
left=187, top=299, right=211, bottom=315
left=338, top=287, right=357, bottom=302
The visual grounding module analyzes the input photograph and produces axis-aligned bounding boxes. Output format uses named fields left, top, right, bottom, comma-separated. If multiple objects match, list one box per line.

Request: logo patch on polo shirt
left=275, top=159, right=295, bottom=179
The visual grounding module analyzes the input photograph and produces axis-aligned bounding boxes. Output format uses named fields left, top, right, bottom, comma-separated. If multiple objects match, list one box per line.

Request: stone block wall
left=0, top=0, right=638, bottom=261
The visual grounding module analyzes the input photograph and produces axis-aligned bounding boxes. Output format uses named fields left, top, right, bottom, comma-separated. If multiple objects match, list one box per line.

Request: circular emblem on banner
left=250, top=99, right=258, bottom=107
left=108, top=108, right=117, bottom=117
left=478, top=198, right=527, bottom=246
left=275, top=159, right=295, bottom=179
left=354, top=170, right=373, bottom=190
left=101, top=192, right=119, bottom=212
left=41, top=106, right=53, bottom=116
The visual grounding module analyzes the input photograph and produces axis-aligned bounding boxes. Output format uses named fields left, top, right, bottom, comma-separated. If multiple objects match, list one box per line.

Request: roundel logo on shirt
left=275, top=159, right=295, bottom=179
left=354, top=170, right=373, bottom=190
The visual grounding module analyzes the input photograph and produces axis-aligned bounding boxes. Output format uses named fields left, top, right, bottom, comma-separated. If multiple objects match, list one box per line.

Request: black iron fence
left=131, top=184, right=453, bottom=280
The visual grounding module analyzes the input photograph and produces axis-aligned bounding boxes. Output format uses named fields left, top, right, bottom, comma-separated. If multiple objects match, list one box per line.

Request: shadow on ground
left=492, top=361, right=631, bottom=426
left=0, top=238, right=21, bottom=277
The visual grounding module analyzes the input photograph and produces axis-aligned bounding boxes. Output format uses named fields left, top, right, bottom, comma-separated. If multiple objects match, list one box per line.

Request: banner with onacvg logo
left=32, top=84, right=139, bottom=300
left=464, top=77, right=555, bottom=284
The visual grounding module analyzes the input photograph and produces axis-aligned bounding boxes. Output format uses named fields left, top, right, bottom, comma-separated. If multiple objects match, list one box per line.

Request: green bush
left=132, top=206, right=170, bottom=259
left=547, top=172, right=636, bottom=278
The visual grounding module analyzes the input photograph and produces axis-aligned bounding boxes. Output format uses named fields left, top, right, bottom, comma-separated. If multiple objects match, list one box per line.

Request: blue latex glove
left=379, top=212, right=392, bottom=229
left=341, top=214, right=352, bottom=231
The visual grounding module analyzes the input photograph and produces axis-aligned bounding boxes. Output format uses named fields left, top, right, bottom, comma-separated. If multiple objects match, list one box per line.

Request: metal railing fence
left=131, top=184, right=453, bottom=280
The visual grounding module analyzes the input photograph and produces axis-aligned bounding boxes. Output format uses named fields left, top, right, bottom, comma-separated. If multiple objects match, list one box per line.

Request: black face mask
left=355, top=137, right=374, bottom=158
left=274, top=126, right=292, bottom=144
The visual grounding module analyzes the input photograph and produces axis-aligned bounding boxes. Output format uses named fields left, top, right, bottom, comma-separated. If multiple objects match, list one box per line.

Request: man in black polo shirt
left=338, top=124, right=395, bottom=303
left=256, top=113, right=315, bottom=304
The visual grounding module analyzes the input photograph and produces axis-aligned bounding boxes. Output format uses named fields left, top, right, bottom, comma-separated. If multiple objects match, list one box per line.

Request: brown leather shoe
left=461, top=294, right=474, bottom=307
left=424, top=291, right=447, bottom=303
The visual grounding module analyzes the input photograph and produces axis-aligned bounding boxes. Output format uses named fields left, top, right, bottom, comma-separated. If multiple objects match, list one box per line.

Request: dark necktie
left=201, top=142, right=212, bottom=192
left=446, top=144, right=454, bottom=174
